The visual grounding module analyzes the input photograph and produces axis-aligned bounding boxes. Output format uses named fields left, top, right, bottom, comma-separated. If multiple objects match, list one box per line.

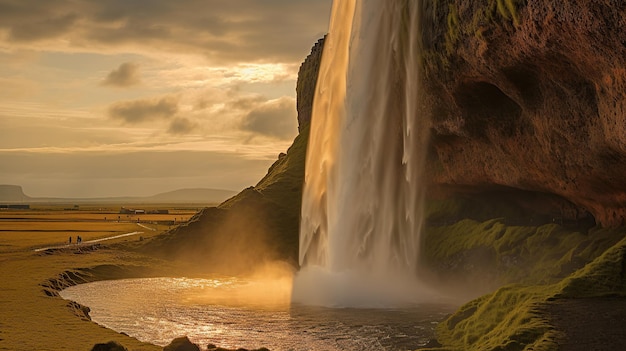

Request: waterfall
left=292, top=0, right=434, bottom=308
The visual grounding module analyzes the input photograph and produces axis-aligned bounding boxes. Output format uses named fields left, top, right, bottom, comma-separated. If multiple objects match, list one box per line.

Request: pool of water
left=60, top=277, right=453, bottom=350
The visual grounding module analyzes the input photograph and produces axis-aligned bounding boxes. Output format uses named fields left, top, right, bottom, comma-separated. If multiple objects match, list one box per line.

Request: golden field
left=0, top=205, right=200, bottom=351
left=0, top=206, right=197, bottom=252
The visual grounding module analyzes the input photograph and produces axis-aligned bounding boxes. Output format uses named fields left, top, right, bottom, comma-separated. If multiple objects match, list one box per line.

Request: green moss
left=424, top=0, right=526, bottom=71
left=424, top=225, right=626, bottom=351
left=253, top=124, right=309, bottom=212
left=496, top=0, right=522, bottom=25
left=423, top=218, right=624, bottom=287
left=424, top=194, right=530, bottom=226
left=557, top=235, right=626, bottom=298
left=434, top=284, right=559, bottom=351
left=445, top=4, right=460, bottom=54
left=221, top=126, right=310, bottom=260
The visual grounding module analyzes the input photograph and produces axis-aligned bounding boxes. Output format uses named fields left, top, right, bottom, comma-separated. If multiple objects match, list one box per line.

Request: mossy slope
left=143, top=127, right=309, bottom=272
left=421, top=219, right=626, bottom=351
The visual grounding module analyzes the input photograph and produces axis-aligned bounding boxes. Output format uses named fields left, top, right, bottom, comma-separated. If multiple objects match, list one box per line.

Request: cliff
left=296, top=36, right=326, bottom=131
left=422, top=0, right=626, bottom=226
left=417, top=2, right=626, bottom=350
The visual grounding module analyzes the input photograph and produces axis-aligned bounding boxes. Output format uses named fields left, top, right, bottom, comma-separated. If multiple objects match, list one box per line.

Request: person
left=69, top=236, right=72, bottom=244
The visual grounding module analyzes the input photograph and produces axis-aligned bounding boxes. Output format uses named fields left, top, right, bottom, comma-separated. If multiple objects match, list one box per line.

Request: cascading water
left=292, top=0, right=434, bottom=308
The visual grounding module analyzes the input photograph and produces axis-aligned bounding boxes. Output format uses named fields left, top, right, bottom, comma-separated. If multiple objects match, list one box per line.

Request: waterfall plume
left=292, top=0, right=434, bottom=308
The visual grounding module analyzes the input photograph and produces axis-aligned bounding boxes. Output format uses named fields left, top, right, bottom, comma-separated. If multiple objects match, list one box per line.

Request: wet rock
left=421, top=339, right=443, bottom=348
left=163, top=336, right=200, bottom=351
left=206, top=344, right=270, bottom=351
left=90, top=341, right=128, bottom=351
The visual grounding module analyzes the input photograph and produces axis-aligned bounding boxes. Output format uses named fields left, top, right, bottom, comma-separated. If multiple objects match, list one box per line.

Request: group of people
left=68, top=236, right=83, bottom=245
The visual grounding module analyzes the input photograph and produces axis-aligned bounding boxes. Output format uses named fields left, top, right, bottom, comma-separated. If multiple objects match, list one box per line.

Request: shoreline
left=0, top=244, right=163, bottom=351
left=6, top=234, right=626, bottom=351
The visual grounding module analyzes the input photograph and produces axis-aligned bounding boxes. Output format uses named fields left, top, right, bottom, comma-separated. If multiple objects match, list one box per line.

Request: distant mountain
left=0, top=185, right=31, bottom=202
left=0, top=185, right=237, bottom=204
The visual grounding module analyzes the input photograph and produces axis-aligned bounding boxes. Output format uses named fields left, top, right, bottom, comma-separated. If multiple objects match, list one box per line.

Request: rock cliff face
left=296, top=36, right=326, bottom=131
left=422, top=1, right=626, bottom=226
left=424, top=0, right=626, bottom=225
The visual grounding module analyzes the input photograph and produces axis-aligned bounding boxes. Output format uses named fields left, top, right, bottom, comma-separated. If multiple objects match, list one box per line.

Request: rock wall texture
left=296, top=36, right=326, bottom=131
left=422, top=0, right=626, bottom=226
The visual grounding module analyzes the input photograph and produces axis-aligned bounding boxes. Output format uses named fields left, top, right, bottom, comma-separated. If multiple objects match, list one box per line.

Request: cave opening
left=453, top=81, right=523, bottom=139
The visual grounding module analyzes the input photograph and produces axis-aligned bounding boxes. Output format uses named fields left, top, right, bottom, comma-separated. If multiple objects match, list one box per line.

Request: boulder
left=163, top=336, right=200, bottom=351
left=90, top=341, right=128, bottom=351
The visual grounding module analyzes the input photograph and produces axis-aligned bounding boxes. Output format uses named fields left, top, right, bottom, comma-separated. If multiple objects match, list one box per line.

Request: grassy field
left=0, top=207, right=197, bottom=252
left=0, top=205, right=201, bottom=351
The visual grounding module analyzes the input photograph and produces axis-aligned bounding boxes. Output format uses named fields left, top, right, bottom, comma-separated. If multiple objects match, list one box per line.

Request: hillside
left=142, top=188, right=237, bottom=203
left=141, top=39, right=324, bottom=271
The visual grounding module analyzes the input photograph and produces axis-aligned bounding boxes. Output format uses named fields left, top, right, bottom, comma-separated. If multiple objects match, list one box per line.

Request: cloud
left=108, top=96, right=178, bottom=124
left=225, top=95, right=266, bottom=112
left=102, top=62, right=141, bottom=87
left=241, top=96, right=297, bottom=139
left=168, top=117, right=197, bottom=135
left=6, top=11, right=78, bottom=42
left=0, top=0, right=331, bottom=64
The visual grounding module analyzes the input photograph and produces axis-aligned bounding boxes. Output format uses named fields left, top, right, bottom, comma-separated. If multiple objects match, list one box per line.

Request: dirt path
left=33, top=231, right=143, bottom=252
left=544, top=297, right=626, bottom=351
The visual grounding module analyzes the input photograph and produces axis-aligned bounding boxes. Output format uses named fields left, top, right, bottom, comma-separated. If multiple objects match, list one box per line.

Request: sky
left=0, top=0, right=332, bottom=198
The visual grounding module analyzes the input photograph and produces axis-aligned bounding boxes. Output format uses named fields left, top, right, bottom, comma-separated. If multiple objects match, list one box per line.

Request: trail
left=33, top=231, right=143, bottom=252
left=137, top=223, right=157, bottom=232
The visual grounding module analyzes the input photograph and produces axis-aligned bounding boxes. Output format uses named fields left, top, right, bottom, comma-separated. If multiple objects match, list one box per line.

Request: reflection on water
left=60, top=277, right=453, bottom=350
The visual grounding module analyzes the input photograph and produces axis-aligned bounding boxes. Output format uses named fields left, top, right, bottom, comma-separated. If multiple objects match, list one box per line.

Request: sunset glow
left=0, top=0, right=331, bottom=197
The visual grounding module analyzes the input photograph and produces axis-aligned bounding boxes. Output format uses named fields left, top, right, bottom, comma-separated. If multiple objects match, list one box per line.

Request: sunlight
left=231, top=63, right=292, bottom=83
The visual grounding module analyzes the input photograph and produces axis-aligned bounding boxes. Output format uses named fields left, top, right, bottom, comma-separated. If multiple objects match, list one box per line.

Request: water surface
left=60, top=277, right=453, bottom=350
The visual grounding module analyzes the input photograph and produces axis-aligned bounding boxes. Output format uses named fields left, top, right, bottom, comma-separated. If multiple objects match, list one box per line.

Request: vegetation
left=420, top=234, right=626, bottom=351
left=557, top=235, right=626, bottom=298
left=495, top=0, right=523, bottom=25
left=226, top=124, right=309, bottom=215
left=419, top=192, right=626, bottom=350
left=0, top=206, right=186, bottom=350
left=426, top=0, right=526, bottom=72
left=423, top=219, right=624, bottom=287
left=0, top=207, right=196, bottom=252
left=428, top=284, right=558, bottom=351
left=445, top=4, right=460, bottom=55
left=144, top=126, right=310, bottom=269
